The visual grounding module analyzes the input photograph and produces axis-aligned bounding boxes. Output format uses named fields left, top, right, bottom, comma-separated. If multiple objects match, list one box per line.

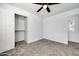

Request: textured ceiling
left=8, top=3, right=79, bottom=18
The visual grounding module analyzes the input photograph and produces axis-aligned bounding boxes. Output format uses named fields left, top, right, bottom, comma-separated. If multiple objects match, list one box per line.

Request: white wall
left=68, top=15, right=79, bottom=43
left=27, top=14, right=43, bottom=43
left=43, top=17, right=68, bottom=44
left=0, top=4, right=43, bottom=53
left=0, top=8, right=15, bottom=53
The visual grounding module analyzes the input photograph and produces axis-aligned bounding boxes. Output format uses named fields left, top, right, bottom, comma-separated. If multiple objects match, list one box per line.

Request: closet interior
left=15, top=14, right=27, bottom=43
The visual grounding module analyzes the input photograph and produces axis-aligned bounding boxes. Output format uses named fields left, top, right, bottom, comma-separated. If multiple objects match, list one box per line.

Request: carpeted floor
left=0, top=39, right=79, bottom=56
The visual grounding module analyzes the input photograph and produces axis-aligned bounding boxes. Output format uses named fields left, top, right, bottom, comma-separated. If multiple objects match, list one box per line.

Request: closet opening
left=15, top=14, right=27, bottom=47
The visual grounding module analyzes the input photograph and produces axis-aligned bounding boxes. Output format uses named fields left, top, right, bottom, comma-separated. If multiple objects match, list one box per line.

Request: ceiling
left=8, top=3, right=79, bottom=18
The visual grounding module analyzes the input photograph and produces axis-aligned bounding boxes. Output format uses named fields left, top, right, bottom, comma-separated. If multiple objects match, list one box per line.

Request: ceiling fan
left=34, top=3, right=60, bottom=13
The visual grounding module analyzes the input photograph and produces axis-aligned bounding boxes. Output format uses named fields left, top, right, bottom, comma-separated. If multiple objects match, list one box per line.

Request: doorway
left=15, top=14, right=27, bottom=46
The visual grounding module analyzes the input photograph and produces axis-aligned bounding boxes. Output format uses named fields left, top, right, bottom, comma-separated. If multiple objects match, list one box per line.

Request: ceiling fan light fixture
left=43, top=4, right=47, bottom=9
left=34, top=3, right=61, bottom=12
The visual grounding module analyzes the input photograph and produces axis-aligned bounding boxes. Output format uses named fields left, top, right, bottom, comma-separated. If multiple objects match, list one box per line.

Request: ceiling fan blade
left=37, top=6, right=43, bottom=12
left=48, top=3, right=60, bottom=5
left=46, top=7, right=50, bottom=12
left=33, top=3, right=61, bottom=5
left=34, top=3, right=43, bottom=5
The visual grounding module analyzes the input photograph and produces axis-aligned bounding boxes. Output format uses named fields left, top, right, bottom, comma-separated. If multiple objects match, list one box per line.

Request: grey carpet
left=1, top=39, right=79, bottom=56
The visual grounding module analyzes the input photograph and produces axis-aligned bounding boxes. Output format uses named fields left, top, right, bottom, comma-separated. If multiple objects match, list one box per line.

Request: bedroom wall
left=43, top=16, right=68, bottom=44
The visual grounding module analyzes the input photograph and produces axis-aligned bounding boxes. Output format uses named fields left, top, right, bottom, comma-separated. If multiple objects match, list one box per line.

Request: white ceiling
left=8, top=3, right=79, bottom=18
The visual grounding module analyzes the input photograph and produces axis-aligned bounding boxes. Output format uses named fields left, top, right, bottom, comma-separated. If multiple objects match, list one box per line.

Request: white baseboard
left=44, top=37, right=68, bottom=44
left=26, top=38, right=42, bottom=44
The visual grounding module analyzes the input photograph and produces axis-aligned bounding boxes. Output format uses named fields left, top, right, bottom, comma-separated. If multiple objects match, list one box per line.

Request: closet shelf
left=15, top=30, right=25, bottom=32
